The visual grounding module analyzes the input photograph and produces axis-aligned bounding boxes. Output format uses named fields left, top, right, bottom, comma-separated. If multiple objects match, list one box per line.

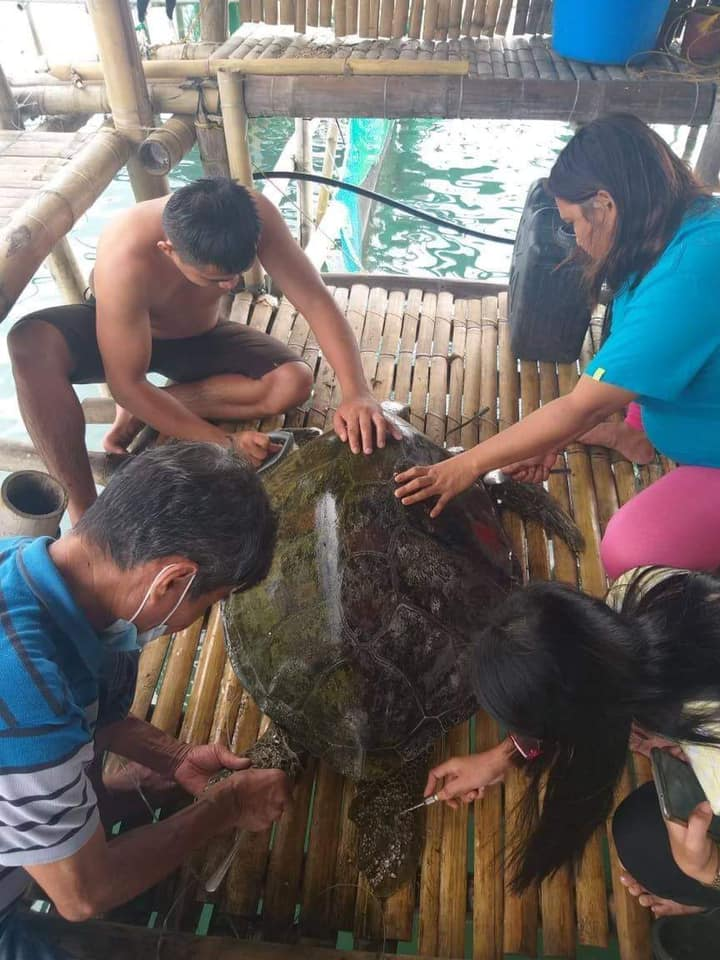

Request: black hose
left=251, top=170, right=516, bottom=246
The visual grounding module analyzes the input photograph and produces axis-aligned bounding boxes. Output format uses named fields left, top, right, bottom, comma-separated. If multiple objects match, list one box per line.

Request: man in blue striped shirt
left=0, top=442, right=289, bottom=959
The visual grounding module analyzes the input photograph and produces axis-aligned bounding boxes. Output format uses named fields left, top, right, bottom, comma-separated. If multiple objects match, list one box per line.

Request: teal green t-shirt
left=584, top=199, right=720, bottom=467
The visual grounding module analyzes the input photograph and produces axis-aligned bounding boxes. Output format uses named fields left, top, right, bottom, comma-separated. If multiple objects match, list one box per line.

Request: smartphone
left=651, top=748, right=720, bottom=842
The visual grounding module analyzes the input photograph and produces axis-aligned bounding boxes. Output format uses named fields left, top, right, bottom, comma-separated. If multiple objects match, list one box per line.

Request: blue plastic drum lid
left=552, top=0, right=671, bottom=66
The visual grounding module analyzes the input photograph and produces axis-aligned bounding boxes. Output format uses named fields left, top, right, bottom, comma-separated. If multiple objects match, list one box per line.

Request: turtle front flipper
left=484, top=473, right=585, bottom=553
left=349, top=753, right=430, bottom=899
left=244, top=724, right=305, bottom=778
left=207, top=724, right=305, bottom=787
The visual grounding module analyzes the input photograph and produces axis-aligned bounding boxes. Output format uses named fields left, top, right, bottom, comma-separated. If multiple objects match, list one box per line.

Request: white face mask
left=101, top=566, right=197, bottom=652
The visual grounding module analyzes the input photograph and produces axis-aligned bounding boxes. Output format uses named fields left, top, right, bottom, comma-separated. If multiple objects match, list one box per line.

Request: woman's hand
left=394, top=450, right=480, bottom=518
left=424, top=749, right=509, bottom=810
left=501, top=450, right=560, bottom=484
left=664, top=801, right=718, bottom=885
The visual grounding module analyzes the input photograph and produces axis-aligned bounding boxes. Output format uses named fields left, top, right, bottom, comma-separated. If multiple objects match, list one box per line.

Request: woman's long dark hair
left=547, top=114, right=709, bottom=300
left=474, top=570, right=720, bottom=891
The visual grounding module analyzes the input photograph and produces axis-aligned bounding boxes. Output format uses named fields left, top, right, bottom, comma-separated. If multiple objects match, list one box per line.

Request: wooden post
left=200, top=0, right=228, bottom=40
left=216, top=70, right=264, bottom=289
left=0, top=66, right=21, bottom=130
left=294, top=118, right=313, bottom=247
left=315, top=119, right=338, bottom=225
left=85, top=0, right=170, bottom=199
left=696, top=94, right=720, bottom=188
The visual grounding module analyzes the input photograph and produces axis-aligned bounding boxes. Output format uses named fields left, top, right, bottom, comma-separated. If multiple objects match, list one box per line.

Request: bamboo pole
left=12, top=81, right=220, bottom=118
left=294, top=118, right=313, bottom=248
left=84, top=0, right=170, bottom=200
left=138, top=114, right=196, bottom=175
left=0, top=125, right=130, bottom=322
left=47, top=56, right=470, bottom=80
left=216, top=70, right=264, bottom=289
left=127, top=151, right=170, bottom=201
left=21, top=1, right=44, bottom=55
left=315, top=120, right=338, bottom=225
left=84, top=0, right=154, bottom=143
left=199, top=0, right=228, bottom=41
left=46, top=236, right=86, bottom=302
left=149, top=40, right=222, bottom=58
left=0, top=66, right=20, bottom=130
left=33, top=117, right=89, bottom=306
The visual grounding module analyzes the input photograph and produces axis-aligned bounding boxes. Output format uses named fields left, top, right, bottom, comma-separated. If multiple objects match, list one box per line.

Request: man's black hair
left=75, top=441, right=277, bottom=597
left=161, top=177, right=261, bottom=274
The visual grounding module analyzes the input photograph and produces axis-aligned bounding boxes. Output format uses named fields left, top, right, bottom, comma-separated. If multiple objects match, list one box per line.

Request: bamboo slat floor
left=97, top=279, right=668, bottom=960
left=147, top=30, right=715, bottom=124
left=0, top=128, right=95, bottom=230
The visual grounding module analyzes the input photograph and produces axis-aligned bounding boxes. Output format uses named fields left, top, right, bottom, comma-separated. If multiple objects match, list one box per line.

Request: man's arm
left=97, top=715, right=251, bottom=796
left=94, top=262, right=229, bottom=446
left=255, top=194, right=398, bottom=452
left=25, top=766, right=289, bottom=921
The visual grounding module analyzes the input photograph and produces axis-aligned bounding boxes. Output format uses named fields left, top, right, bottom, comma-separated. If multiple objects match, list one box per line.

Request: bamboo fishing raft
left=2, top=1, right=720, bottom=958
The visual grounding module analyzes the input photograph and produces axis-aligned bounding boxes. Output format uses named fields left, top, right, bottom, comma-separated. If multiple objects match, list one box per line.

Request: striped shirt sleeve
left=0, top=738, right=99, bottom=868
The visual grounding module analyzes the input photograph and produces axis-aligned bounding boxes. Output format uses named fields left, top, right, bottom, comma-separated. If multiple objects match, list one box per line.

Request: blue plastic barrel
left=552, top=0, right=671, bottom=66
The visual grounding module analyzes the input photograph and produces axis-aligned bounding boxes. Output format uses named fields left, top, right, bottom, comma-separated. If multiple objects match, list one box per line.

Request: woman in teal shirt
left=395, top=115, right=720, bottom=577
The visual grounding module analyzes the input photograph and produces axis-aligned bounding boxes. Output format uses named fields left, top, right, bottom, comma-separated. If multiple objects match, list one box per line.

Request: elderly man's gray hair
left=75, top=441, right=276, bottom=596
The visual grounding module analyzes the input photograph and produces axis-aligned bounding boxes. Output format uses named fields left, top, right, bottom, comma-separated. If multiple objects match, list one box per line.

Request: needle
left=398, top=793, right=440, bottom=816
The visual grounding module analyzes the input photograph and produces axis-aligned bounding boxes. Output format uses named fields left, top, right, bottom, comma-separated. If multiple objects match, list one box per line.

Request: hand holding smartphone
left=651, top=747, right=720, bottom=842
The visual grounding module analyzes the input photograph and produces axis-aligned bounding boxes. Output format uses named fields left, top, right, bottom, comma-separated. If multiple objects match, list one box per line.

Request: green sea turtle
left=222, top=410, right=582, bottom=896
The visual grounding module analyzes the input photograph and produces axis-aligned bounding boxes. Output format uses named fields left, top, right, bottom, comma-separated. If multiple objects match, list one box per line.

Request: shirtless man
left=9, top=177, right=396, bottom=522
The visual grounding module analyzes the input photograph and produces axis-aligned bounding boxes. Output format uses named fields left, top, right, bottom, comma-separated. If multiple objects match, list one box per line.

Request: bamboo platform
left=0, top=124, right=130, bottom=320
left=22, top=30, right=717, bottom=124
left=53, top=277, right=669, bottom=960
left=0, top=128, right=96, bottom=230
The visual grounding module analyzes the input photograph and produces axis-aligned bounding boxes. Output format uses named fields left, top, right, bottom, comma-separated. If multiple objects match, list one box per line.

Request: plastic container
left=508, top=180, right=590, bottom=364
left=552, top=0, right=671, bottom=66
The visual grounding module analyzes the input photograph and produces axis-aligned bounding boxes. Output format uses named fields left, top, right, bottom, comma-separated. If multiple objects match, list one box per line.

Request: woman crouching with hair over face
left=425, top=567, right=720, bottom=923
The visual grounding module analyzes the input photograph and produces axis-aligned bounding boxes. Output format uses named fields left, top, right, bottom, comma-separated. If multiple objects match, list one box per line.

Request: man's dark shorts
left=12, top=303, right=303, bottom=385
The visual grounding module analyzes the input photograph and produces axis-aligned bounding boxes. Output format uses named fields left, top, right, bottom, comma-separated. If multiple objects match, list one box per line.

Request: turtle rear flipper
left=350, top=753, right=429, bottom=899
left=485, top=475, right=585, bottom=553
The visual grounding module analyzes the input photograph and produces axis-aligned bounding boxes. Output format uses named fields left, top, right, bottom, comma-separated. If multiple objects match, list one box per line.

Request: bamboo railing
left=226, top=0, right=553, bottom=39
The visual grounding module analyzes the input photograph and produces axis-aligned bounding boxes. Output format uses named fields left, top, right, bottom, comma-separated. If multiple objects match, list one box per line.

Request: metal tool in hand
left=398, top=793, right=440, bottom=816
left=205, top=830, right=244, bottom=893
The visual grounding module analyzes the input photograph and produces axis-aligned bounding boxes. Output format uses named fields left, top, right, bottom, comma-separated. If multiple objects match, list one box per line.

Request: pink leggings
left=601, top=405, right=720, bottom=578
